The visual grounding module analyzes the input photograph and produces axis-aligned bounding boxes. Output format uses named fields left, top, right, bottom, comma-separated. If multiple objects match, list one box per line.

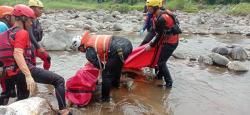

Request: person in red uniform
left=0, top=4, right=71, bottom=115
left=145, top=0, right=181, bottom=88
left=28, top=0, right=51, bottom=70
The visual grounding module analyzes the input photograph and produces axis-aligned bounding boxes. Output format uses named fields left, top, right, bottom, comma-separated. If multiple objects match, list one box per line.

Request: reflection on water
left=36, top=33, right=249, bottom=115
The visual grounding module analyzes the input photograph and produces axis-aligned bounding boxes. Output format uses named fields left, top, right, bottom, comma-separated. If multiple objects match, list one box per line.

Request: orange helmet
left=0, top=6, right=14, bottom=18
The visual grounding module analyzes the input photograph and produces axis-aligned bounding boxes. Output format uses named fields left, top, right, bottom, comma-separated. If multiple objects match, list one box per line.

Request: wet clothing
left=85, top=36, right=132, bottom=101
left=150, top=13, right=180, bottom=86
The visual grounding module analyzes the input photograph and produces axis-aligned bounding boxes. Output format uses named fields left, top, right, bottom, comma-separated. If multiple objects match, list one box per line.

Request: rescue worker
left=70, top=31, right=133, bottom=102
left=28, top=0, right=51, bottom=70
left=139, top=0, right=167, bottom=46
left=0, top=4, right=71, bottom=115
left=145, top=0, right=181, bottom=88
left=0, top=6, right=17, bottom=105
left=0, top=6, right=15, bottom=28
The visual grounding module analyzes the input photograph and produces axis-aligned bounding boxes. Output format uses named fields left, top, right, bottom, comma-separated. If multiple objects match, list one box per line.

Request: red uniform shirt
left=14, top=29, right=30, bottom=49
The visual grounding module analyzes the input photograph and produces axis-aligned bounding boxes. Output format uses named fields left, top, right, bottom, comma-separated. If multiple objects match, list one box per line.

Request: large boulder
left=227, top=61, right=248, bottom=72
left=0, top=97, right=54, bottom=115
left=42, top=30, right=71, bottom=51
left=208, top=53, right=230, bottom=66
left=230, top=46, right=248, bottom=60
left=212, top=46, right=230, bottom=55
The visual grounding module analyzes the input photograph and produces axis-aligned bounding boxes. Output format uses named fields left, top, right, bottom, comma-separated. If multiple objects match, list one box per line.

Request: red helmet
left=12, top=4, right=35, bottom=19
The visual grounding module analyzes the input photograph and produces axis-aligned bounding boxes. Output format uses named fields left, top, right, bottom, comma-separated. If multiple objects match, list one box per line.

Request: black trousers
left=101, top=43, right=132, bottom=100
left=0, top=67, right=66, bottom=110
left=30, top=67, right=66, bottom=110
left=157, top=43, right=178, bottom=85
left=0, top=73, right=29, bottom=105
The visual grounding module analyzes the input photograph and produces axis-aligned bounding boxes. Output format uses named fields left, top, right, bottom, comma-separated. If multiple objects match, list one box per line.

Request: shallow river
left=36, top=32, right=250, bottom=115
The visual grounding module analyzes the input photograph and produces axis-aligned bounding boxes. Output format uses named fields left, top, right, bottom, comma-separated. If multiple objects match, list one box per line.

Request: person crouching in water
left=70, top=31, right=132, bottom=102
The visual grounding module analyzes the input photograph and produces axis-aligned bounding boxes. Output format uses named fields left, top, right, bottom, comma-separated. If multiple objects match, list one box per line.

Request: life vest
left=0, top=27, right=33, bottom=78
left=152, top=12, right=181, bottom=44
left=81, top=31, right=111, bottom=62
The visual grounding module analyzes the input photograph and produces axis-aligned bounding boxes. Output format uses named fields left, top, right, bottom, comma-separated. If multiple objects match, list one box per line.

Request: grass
left=0, top=0, right=249, bottom=15
left=227, top=3, right=250, bottom=15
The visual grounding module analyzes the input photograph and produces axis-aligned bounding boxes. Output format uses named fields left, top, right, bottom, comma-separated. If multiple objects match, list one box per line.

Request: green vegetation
left=228, top=3, right=250, bottom=15
left=0, top=0, right=249, bottom=15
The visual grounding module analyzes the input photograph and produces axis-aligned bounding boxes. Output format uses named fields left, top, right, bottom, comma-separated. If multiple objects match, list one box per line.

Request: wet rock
left=113, top=23, right=123, bottom=31
left=227, top=61, right=248, bottom=72
left=230, top=46, right=248, bottom=60
left=0, top=97, right=54, bottom=115
left=172, top=52, right=185, bottom=59
left=103, top=14, right=115, bottom=22
left=42, top=30, right=71, bottom=51
left=198, top=55, right=213, bottom=65
left=208, top=53, right=230, bottom=66
left=212, top=46, right=230, bottom=55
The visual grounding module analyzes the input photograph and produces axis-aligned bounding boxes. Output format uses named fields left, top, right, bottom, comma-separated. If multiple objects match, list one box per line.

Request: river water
left=35, top=32, right=250, bottom=115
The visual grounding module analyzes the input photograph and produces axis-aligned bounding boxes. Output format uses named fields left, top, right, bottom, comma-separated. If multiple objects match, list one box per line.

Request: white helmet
left=70, top=36, right=81, bottom=51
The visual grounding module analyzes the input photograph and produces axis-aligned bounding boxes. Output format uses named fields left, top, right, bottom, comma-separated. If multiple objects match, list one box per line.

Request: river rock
left=212, top=46, right=230, bottom=55
left=189, top=16, right=205, bottom=25
left=230, top=46, right=248, bottom=60
left=208, top=53, right=230, bottom=66
left=42, top=30, right=71, bottom=51
left=227, top=61, right=248, bottom=72
left=96, top=9, right=106, bottom=16
left=113, top=23, right=123, bottom=31
left=83, top=24, right=91, bottom=30
left=103, top=14, right=115, bottom=22
left=246, top=33, right=250, bottom=36
left=0, top=97, right=54, bottom=115
left=172, top=52, right=185, bottom=59
left=198, top=55, right=213, bottom=65
left=111, top=11, right=121, bottom=17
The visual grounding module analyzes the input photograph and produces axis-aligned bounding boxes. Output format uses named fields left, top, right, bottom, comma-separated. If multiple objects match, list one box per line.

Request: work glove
left=25, top=75, right=37, bottom=96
